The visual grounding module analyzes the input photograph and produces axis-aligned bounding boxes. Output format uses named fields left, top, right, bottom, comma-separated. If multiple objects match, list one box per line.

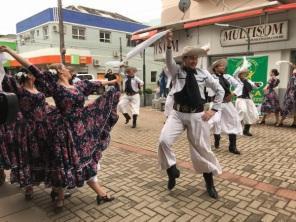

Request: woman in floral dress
left=260, top=69, right=281, bottom=125
left=0, top=46, right=121, bottom=209
left=1, top=68, right=68, bottom=204
left=277, top=67, right=296, bottom=127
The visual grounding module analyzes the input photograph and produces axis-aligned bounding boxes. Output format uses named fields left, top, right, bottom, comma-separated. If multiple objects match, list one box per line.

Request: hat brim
left=210, top=59, right=227, bottom=72
left=175, top=48, right=207, bottom=62
left=125, top=66, right=137, bottom=72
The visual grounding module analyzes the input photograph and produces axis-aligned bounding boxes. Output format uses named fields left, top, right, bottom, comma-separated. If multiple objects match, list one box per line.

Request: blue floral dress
left=281, top=73, right=296, bottom=117
left=1, top=75, right=49, bottom=187
left=30, top=66, right=120, bottom=187
left=261, top=78, right=281, bottom=114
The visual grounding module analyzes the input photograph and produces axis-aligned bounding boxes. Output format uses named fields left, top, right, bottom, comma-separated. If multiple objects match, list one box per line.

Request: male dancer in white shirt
left=158, top=31, right=224, bottom=199
left=118, top=66, right=144, bottom=128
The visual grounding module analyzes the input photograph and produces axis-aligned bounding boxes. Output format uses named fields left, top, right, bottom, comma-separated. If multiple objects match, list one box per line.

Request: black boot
left=166, top=164, right=180, bottom=190
left=243, top=124, right=252, bottom=136
left=132, top=115, right=137, bottom=128
left=228, top=134, right=240, bottom=155
left=203, top=172, right=218, bottom=199
left=123, top=113, right=131, bottom=124
left=214, top=134, right=221, bottom=149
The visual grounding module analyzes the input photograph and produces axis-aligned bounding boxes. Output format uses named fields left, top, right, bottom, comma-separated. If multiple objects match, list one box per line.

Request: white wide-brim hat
left=211, top=59, right=227, bottom=72
left=174, top=46, right=208, bottom=62
left=125, top=66, right=137, bottom=72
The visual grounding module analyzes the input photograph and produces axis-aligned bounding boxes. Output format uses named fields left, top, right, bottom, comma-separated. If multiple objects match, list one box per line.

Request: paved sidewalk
left=1, top=107, right=296, bottom=222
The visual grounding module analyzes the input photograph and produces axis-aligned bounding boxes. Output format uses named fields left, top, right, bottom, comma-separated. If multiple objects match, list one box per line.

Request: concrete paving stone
left=189, top=214, right=206, bottom=222
left=218, top=207, right=238, bottom=217
left=258, top=207, right=279, bottom=216
left=106, top=215, right=123, bottom=222
left=261, top=214, right=276, bottom=222
left=147, top=214, right=164, bottom=222
left=161, top=213, right=179, bottom=222
left=232, top=214, right=249, bottom=222
left=175, top=214, right=193, bottom=222
left=218, top=214, right=234, bottom=222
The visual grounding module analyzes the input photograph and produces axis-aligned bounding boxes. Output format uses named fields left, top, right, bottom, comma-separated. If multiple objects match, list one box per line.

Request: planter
left=140, top=93, right=155, bottom=107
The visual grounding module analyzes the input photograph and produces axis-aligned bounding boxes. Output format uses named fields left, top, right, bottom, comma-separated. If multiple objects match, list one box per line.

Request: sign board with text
left=220, top=21, right=288, bottom=47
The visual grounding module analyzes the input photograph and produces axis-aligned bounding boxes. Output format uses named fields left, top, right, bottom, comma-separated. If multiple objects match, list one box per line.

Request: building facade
left=133, top=1, right=296, bottom=102
left=13, top=6, right=164, bottom=89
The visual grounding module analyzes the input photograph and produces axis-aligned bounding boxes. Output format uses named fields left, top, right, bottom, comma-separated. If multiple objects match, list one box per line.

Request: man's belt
left=126, top=92, right=138, bottom=96
left=173, top=103, right=204, bottom=113
left=237, top=95, right=250, bottom=99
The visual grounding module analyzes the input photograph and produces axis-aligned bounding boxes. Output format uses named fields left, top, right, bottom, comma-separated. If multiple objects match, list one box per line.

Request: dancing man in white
left=158, top=31, right=224, bottom=199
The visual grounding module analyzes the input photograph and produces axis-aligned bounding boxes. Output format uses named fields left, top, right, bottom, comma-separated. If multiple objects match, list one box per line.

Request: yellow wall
left=161, top=0, right=276, bottom=25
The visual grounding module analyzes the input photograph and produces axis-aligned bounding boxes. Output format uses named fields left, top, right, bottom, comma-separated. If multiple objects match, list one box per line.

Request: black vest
left=174, top=67, right=204, bottom=108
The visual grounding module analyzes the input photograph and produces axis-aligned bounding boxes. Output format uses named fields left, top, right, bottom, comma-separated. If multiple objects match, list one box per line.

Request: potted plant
left=140, top=88, right=154, bottom=106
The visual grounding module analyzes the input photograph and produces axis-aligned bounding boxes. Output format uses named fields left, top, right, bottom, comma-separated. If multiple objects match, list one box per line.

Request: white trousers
left=235, top=98, right=259, bottom=124
left=164, top=94, right=174, bottom=118
left=158, top=110, right=222, bottom=176
left=118, top=94, right=140, bottom=115
left=213, top=102, right=243, bottom=135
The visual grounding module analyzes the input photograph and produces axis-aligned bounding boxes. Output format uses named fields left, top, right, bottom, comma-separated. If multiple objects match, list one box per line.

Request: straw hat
left=174, top=46, right=208, bottom=61
left=211, top=59, right=227, bottom=72
left=125, top=66, right=137, bottom=72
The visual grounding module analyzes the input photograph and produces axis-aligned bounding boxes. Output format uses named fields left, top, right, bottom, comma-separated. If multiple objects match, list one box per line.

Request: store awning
left=184, top=3, right=296, bottom=29
left=131, top=30, right=158, bottom=41
left=132, top=2, right=296, bottom=41
left=8, top=48, right=92, bottom=67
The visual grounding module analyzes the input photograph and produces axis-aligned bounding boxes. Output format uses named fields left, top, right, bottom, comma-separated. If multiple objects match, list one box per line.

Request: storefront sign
left=153, top=39, right=179, bottom=60
left=221, top=21, right=288, bottom=46
left=227, top=56, right=268, bottom=104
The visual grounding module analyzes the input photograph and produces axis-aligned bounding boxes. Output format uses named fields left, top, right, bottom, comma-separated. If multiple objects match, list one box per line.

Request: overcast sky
left=0, top=0, right=161, bottom=34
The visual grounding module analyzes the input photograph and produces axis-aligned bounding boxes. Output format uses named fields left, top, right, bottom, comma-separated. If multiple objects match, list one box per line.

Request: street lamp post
left=215, top=23, right=251, bottom=55
left=143, top=49, right=146, bottom=106
left=57, top=0, right=66, bottom=64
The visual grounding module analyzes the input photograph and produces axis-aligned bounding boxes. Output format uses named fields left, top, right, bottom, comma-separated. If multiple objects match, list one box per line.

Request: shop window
left=43, top=26, right=49, bottom=40
left=100, top=31, right=111, bottom=43
left=126, top=34, right=136, bottom=47
left=72, top=26, right=86, bottom=40
left=151, top=71, right=157, bottom=82
left=30, top=30, right=35, bottom=42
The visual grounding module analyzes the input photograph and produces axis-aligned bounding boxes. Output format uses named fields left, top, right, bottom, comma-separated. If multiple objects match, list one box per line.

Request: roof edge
left=132, top=1, right=296, bottom=39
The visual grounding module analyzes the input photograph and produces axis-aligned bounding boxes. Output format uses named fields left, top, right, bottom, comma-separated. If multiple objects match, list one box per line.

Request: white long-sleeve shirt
left=123, top=74, right=144, bottom=93
left=207, top=73, right=242, bottom=98
left=165, top=48, right=224, bottom=111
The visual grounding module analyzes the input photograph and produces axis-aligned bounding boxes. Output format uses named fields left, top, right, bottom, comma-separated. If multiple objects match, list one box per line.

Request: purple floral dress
left=1, top=75, right=49, bottom=187
left=261, top=78, right=281, bottom=114
left=30, top=66, right=120, bottom=187
left=281, top=73, right=296, bottom=117
left=0, top=111, right=24, bottom=172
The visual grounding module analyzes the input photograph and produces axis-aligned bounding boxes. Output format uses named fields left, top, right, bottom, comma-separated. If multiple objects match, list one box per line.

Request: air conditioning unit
left=53, top=25, right=58, bottom=33
left=52, top=25, right=66, bottom=34
left=24, top=33, right=31, bottom=40
left=113, top=51, right=119, bottom=57
left=93, top=59, right=100, bottom=66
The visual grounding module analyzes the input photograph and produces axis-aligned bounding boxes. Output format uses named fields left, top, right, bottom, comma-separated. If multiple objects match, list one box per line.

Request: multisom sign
left=220, top=21, right=288, bottom=46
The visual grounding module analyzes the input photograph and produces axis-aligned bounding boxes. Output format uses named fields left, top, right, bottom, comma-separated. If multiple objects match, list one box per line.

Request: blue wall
left=16, top=8, right=148, bottom=33
left=17, top=8, right=54, bottom=33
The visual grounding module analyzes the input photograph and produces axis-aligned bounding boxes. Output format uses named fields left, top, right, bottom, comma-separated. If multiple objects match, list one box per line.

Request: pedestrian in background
left=234, top=64, right=260, bottom=136
left=209, top=59, right=243, bottom=154
left=277, top=66, right=296, bottom=127
left=260, top=69, right=281, bottom=125
left=118, top=66, right=144, bottom=128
